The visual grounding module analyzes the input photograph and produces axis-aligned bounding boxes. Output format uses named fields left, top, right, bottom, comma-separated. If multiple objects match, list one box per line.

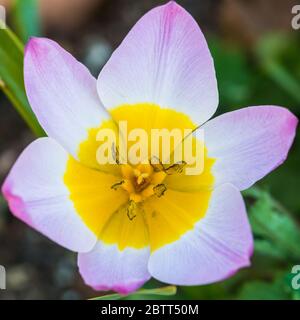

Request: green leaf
left=237, top=281, right=289, bottom=300
left=254, top=239, right=286, bottom=261
left=238, top=270, right=297, bottom=300
left=244, top=187, right=300, bottom=260
left=0, top=27, right=44, bottom=136
left=11, top=0, right=41, bottom=42
left=89, top=286, right=177, bottom=300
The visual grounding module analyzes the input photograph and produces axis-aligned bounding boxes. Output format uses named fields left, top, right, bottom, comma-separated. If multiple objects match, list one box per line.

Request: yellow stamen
left=133, top=169, right=141, bottom=177
left=137, top=173, right=149, bottom=185
left=120, top=162, right=167, bottom=203
left=122, top=179, right=135, bottom=194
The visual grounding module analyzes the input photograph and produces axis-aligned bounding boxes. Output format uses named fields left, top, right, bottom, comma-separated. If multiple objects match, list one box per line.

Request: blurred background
left=0, top=0, right=300, bottom=300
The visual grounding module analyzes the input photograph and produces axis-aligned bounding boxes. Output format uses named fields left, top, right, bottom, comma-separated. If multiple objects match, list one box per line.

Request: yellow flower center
left=119, top=163, right=167, bottom=203
left=64, top=103, right=215, bottom=252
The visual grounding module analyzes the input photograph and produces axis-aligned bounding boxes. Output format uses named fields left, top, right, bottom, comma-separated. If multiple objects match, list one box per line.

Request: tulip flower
left=2, top=1, right=297, bottom=294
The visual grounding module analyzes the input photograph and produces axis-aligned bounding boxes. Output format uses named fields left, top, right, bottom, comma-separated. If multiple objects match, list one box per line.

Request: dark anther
left=127, top=200, right=137, bottom=221
left=150, top=157, right=187, bottom=175
left=111, top=142, right=120, bottom=165
left=165, top=161, right=187, bottom=175
left=111, top=180, right=124, bottom=190
left=153, top=184, right=167, bottom=197
left=149, top=156, right=165, bottom=172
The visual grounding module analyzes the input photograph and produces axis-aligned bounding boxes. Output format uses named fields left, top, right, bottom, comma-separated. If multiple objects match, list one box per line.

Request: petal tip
left=1, top=179, right=11, bottom=213
left=78, top=244, right=150, bottom=295
left=1, top=177, right=8, bottom=198
left=165, top=0, right=180, bottom=9
left=277, top=108, right=298, bottom=161
left=163, top=1, right=187, bottom=17
left=286, top=110, right=298, bottom=136
left=224, top=260, right=251, bottom=280
left=91, top=280, right=145, bottom=295
left=24, top=37, right=57, bottom=59
left=79, top=262, right=147, bottom=295
left=25, top=37, right=42, bottom=55
left=268, top=106, right=298, bottom=139
left=1, top=178, right=32, bottom=226
left=217, top=249, right=252, bottom=282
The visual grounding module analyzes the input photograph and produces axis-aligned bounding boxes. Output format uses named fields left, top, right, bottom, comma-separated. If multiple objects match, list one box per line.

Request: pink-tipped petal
left=148, top=184, right=253, bottom=285
left=97, top=1, right=218, bottom=125
left=24, top=37, right=110, bottom=159
left=78, top=241, right=151, bottom=294
left=203, top=106, right=298, bottom=190
left=1, top=138, right=97, bottom=252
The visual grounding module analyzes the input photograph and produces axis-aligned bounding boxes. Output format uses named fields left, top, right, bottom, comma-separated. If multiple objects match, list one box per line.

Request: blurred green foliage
left=0, top=0, right=43, bottom=136
left=11, top=0, right=41, bottom=43
left=0, top=27, right=44, bottom=136
left=209, top=34, right=300, bottom=215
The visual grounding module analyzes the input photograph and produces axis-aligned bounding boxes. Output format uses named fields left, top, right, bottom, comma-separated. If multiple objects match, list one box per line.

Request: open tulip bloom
left=2, top=1, right=298, bottom=294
